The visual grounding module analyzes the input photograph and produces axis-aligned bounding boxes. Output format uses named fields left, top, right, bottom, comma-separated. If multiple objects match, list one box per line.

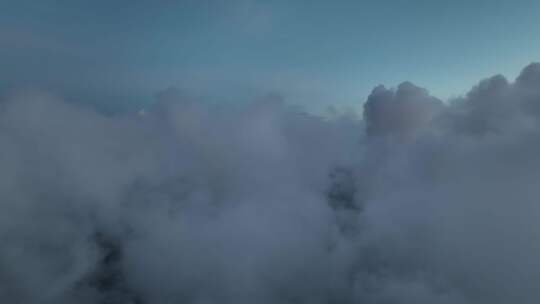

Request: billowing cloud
left=1, top=63, right=540, bottom=304
left=363, top=82, right=443, bottom=138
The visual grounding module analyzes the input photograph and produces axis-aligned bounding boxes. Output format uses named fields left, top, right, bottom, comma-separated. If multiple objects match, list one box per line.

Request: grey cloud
left=363, top=82, right=443, bottom=138
left=1, top=64, right=540, bottom=303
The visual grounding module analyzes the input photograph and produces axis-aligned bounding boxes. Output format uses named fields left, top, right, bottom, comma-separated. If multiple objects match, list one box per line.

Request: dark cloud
left=1, top=63, right=540, bottom=304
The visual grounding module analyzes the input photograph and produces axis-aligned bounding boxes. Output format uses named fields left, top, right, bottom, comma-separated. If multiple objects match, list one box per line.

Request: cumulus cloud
left=363, top=82, right=443, bottom=138
left=1, top=63, right=540, bottom=304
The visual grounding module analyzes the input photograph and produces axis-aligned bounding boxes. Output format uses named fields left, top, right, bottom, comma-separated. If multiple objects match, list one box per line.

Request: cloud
left=363, top=82, right=443, bottom=138
left=1, top=63, right=540, bottom=303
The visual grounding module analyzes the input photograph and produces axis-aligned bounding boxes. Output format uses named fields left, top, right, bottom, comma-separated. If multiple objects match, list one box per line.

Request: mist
left=1, top=63, right=540, bottom=303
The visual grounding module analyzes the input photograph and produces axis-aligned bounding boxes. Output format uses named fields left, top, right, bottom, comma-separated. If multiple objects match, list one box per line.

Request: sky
left=2, top=0, right=540, bottom=112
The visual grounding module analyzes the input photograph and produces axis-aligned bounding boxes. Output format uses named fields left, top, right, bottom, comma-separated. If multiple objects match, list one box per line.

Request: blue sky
left=1, top=0, right=540, bottom=112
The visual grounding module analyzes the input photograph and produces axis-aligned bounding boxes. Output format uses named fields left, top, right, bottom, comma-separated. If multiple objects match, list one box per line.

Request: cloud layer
left=2, top=64, right=540, bottom=304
